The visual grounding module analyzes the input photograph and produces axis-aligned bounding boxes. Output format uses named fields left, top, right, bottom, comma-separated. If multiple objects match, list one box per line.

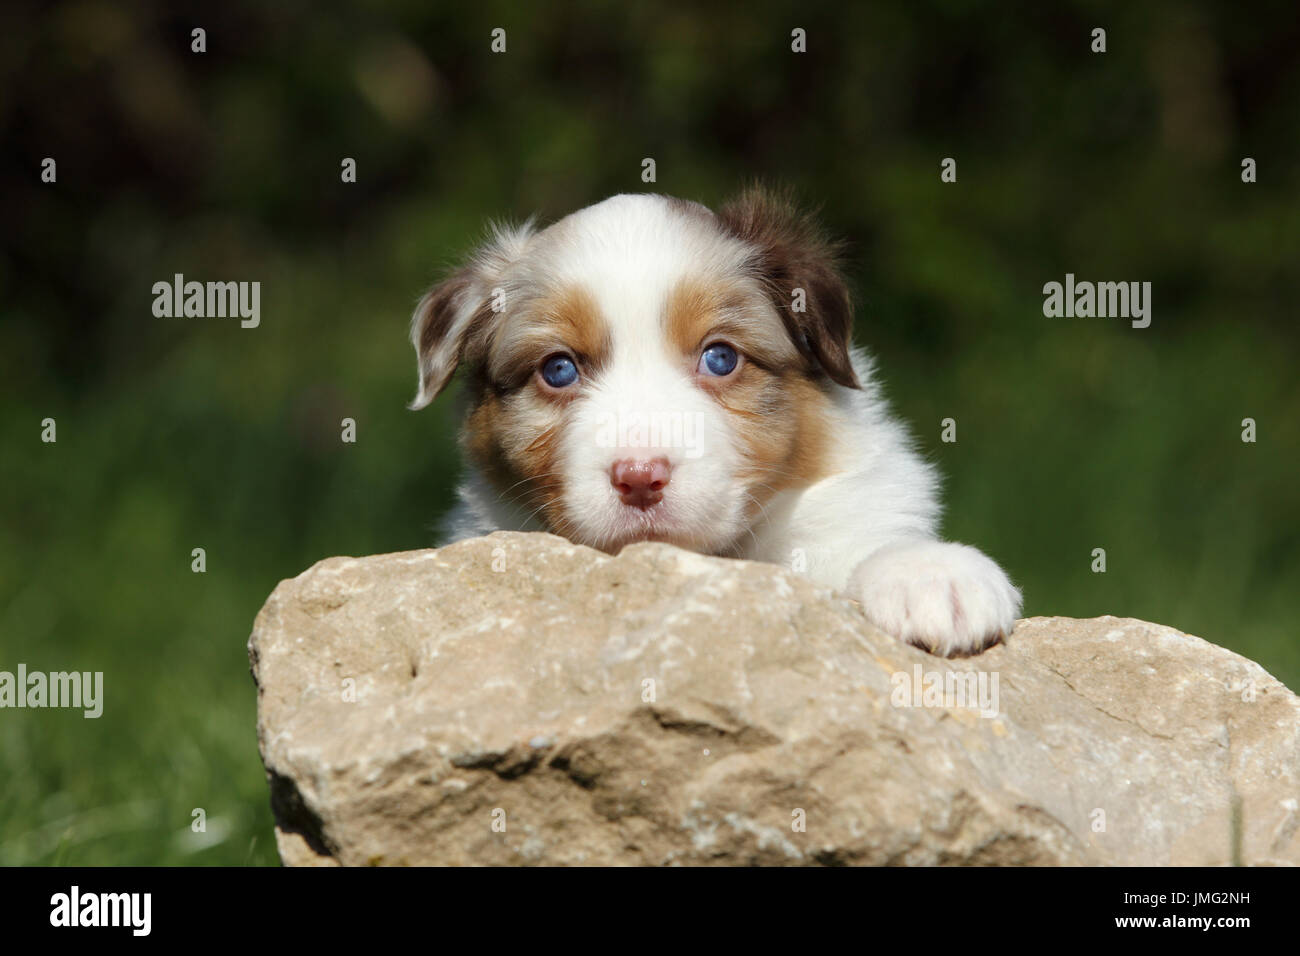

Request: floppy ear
left=716, top=186, right=860, bottom=389
left=408, top=220, right=535, bottom=410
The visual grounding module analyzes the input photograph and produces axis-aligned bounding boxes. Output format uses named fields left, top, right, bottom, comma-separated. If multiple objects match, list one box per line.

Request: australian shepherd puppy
left=408, top=187, right=1021, bottom=656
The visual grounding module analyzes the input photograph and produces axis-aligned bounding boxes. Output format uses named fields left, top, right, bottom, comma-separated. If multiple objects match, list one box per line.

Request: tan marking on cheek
left=513, top=424, right=567, bottom=530
left=461, top=390, right=569, bottom=532
left=718, top=369, right=834, bottom=519
left=785, top=377, right=834, bottom=486
left=461, top=392, right=510, bottom=486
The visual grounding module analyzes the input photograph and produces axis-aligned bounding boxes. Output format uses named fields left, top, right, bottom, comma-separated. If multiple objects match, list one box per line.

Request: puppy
left=408, top=187, right=1021, bottom=656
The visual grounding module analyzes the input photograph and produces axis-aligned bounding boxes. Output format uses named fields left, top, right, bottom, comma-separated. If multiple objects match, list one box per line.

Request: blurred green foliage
left=1, top=1, right=1297, bottom=865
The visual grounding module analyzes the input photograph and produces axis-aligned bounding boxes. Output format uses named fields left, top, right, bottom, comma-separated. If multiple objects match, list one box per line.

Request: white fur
left=426, top=194, right=1022, bottom=656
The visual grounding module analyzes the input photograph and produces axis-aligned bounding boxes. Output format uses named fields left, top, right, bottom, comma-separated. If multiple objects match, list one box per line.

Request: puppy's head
left=410, top=187, right=860, bottom=555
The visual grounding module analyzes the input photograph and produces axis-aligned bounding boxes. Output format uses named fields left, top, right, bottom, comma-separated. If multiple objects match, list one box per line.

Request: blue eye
left=699, top=343, right=739, bottom=377
left=541, top=354, right=579, bottom=388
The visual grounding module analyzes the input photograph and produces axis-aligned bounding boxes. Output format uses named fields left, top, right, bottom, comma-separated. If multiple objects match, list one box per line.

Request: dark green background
left=2, top=1, right=1297, bottom=864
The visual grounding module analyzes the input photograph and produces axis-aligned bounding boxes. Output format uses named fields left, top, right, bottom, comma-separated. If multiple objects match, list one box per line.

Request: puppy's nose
left=610, top=458, right=671, bottom=509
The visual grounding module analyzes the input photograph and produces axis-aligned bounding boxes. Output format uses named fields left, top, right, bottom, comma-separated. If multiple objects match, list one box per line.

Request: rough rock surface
left=248, top=532, right=1300, bottom=866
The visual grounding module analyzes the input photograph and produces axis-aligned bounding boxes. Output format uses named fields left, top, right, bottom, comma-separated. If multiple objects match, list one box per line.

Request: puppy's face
left=410, top=189, right=860, bottom=555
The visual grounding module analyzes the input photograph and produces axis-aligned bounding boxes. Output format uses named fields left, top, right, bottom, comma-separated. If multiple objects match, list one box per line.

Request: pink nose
left=610, top=458, right=671, bottom=509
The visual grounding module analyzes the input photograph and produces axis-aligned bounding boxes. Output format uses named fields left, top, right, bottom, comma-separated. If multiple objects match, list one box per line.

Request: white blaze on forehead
left=525, top=194, right=756, bottom=364
left=546, top=197, right=747, bottom=467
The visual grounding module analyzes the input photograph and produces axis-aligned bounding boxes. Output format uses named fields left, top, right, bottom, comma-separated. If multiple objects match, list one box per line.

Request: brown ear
left=408, top=220, right=535, bottom=409
left=409, top=267, right=481, bottom=409
left=716, top=186, right=860, bottom=389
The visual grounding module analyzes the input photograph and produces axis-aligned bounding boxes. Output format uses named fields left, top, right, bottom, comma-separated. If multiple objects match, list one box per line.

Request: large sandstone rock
left=248, top=532, right=1300, bottom=866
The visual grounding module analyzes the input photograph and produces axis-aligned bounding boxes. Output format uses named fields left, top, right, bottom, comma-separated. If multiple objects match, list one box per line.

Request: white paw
left=847, top=540, right=1022, bottom=657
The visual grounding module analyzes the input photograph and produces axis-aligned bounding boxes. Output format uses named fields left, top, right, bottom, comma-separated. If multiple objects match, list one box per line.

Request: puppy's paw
left=847, top=540, right=1022, bottom=657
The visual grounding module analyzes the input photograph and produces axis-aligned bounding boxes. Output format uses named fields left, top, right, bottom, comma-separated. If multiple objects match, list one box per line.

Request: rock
left=248, top=531, right=1300, bottom=866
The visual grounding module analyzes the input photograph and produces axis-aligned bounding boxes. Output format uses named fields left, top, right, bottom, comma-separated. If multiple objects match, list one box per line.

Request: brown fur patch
left=724, top=371, right=834, bottom=521
left=415, top=270, right=471, bottom=362
left=716, top=185, right=860, bottom=389
left=484, top=284, right=611, bottom=389
left=411, top=266, right=486, bottom=404
left=663, top=277, right=799, bottom=372
left=461, top=388, right=569, bottom=532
